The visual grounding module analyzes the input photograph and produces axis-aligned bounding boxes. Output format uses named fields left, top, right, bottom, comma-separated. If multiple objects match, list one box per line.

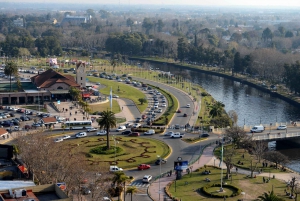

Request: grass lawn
left=87, top=76, right=148, bottom=113
left=181, top=136, right=209, bottom=143
left=89, top=99, right=120, bottom=114
left=168, top=166, right=287, bottom=201
left=214, top=145, right=287, bottom=174
left=62, top=136, right=170, bottom=169
left=24, top=105, right=47, bottom=112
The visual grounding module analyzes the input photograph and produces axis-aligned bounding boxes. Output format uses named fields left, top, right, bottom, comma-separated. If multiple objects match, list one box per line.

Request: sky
left=2, top=0, right=300, bottom=7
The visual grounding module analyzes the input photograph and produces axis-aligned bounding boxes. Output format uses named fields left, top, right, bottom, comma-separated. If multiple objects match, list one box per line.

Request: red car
left=138, top=164, right=151, bottom=170
left=142, top=114, right=147, bottom=119
left=128, top=132, right=140, bottom=137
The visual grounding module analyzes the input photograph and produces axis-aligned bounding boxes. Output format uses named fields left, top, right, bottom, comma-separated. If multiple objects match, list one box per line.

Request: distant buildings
left=61, top=15, right=92, bottom=26
left=12, top=18, right=24, bottom=27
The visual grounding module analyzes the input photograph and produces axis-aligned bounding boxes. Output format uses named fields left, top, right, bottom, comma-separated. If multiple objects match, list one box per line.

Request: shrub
left=90, top=146, right=123, bottom=155
left=85, top=153, right=93, bottom=158
left=201, top=183, right=241, bottom=198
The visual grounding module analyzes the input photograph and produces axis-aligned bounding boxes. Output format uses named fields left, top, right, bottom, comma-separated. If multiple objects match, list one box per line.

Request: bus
left=64, top=121, right=93, bottom=130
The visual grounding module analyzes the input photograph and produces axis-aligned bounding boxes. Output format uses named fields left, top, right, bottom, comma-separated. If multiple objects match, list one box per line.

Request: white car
left=164, top=131, right=174, bottom=136
left=157, top=108, right=162, bottom=113
left=133, top=123, right=141, bottom=128
left=113, top=95, right=119, bottom=98
left=75, top=132, right=87, bottom=138
left=96, top=130, right=107, bottom=135
left=142, top=175, right=152, bottom=183
left=62, top=135, right=71, bottom=140
left=87, top=127, right=97, bottom=132
left=162, top=103, right=167, bottom=107
left=186, top=104, right=191, bottom=108
left=55, top=138, right=63, bottom=142
left=277, top=125, right=287, bottom=130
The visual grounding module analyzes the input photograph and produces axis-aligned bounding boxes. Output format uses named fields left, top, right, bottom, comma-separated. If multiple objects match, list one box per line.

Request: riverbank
left=130, top=57, right=300, bottom=109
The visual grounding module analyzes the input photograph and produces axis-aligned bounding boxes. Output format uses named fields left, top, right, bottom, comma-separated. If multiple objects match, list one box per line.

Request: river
left=143, top=61, right=300, bottom=172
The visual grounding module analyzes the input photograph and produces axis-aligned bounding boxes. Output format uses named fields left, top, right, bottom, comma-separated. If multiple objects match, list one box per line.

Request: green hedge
left=90, top=146, right=123, bottom=155
left=201, top=183, right=242, bottom=198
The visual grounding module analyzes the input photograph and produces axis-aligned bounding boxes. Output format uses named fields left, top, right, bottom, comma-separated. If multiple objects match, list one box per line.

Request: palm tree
left=126, top=186, right=138, bottom=201
left=112, top=172, right=130, bottom=201
left=257, top=191, right=284, bottom=201
left=97, top=110, right=116, bottom=149
left=209, top=101, right=225, bottom=118
left=69, top=87, right=81, bottom=101
left=4, top=61, right=18, bottom=92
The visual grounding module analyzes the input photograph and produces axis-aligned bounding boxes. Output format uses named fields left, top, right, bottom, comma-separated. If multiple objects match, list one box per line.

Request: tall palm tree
left=257, top=191, right=284, bottom=201
left=209, top=101, right=225, bottom=118
left=112, top=172, right=130, bottom=201
left=4, top=61, right=18, bottom=92
left=97, top=110, right=116, bottom=149
left=126, top=186, right=138, bottom=201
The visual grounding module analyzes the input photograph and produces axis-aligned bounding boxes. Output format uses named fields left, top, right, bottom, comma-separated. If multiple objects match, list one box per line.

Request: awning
left=82, top=94, right=90, bottom=98
left=49, top=90, right=69, bottom=94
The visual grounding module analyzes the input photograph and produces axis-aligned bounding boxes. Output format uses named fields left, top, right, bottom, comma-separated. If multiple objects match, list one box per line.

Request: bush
left=90, top=146, right=123, bottom=155
left=201, top=183, right=241, bottom=198
left=85, top=153, right=93, bottom=158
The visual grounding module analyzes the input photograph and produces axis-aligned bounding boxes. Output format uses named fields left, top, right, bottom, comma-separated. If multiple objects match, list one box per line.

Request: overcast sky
left=2, top=0, right=300, bottom=7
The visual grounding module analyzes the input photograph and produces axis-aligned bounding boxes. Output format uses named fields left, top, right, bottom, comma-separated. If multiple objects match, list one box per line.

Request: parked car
left=121, top=130, right=132, bottom=135
left=132, top=123, right=141, bottom=128
left=183, top=113, right=187, bottom=117
left=177, top=110, right=181, bottom=113
left=24, top=125, right=32, bottom=129
left=96, top=130, right=107, bottom=135
left=116, top=126, right=126, bottom=132
left=138, top=164, right=151, bottom=170
left=142, top=175, right=152, bottom=183
left=75, top=132, right=87, bottom=138
left=155, top=159, right=167, bottom=165
left=128, top=132, right=140, bottom=137
left=32, top=123, right=41, bottom=127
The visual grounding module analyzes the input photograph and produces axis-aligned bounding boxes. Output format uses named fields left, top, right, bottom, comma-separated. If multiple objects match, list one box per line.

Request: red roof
left=82, top=93, right=90, bottom=98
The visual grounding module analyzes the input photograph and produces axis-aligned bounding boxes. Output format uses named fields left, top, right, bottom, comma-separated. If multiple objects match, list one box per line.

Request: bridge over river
left=252, top=132, right=300, bottom=141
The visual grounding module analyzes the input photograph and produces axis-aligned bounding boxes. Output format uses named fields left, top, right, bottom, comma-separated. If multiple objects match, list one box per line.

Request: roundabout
left=62, top=136, right=170, bottom=169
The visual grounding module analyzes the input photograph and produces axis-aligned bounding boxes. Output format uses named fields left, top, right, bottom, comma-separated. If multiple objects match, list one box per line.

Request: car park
left=277, top=125, right=287, bottom=130
left=96, top=130, right=107, bottom=135
left=138, top=164, right=151, bottom=170
left=142, top=175, right=152, bottom=183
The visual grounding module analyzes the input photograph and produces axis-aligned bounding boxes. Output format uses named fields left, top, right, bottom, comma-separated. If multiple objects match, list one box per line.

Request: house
left=0, top=128, right=8, bottom=139
left=41, top=117, right=57, bottom=127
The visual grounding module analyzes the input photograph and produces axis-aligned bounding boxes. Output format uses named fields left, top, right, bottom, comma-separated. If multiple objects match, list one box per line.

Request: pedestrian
left=122, top=106, right=123, bottom=110
left=263, top=177, right=265, bottom=183
left=70, top=112, right=71, bottom=116
left=262, top=162, right=265, bottom=167
left=266, top=163, right=268, bottom=167
left=242, top=154, right=245, bottom=158
left=236, top=167, right=238, bottom=173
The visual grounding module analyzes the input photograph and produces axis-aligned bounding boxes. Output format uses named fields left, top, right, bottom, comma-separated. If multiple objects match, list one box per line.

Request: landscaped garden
left=167, top=166, right=288, bottom=201
left=63, top=136, right=170, bottom=169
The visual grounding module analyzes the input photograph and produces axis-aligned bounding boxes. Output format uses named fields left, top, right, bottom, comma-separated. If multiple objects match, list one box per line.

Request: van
left=116, top=126, right=126, bottom=132
left=110, top=166, right=123, bottom=172
left=250, top=125, right=265, bottom=133
left=144, top=129, right=155, bottom=135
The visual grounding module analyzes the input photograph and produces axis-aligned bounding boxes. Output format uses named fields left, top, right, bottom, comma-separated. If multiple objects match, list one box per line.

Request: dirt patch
left=237, top=180, right=261, bottom=200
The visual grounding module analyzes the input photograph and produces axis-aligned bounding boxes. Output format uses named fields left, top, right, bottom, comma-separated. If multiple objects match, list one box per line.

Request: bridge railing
left=252, top=132, right=300, bottom=141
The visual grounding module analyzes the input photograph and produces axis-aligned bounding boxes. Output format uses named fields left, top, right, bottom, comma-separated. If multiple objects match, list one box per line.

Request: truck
left=170, top=132, right=185, bottom=138
left=250, top=125, right=265, bottom=133
left=110, top=166, right=123, bottom=172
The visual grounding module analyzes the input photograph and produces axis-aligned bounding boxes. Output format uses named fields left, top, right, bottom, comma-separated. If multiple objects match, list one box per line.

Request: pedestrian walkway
left=129, top=181, right=150, bottom=188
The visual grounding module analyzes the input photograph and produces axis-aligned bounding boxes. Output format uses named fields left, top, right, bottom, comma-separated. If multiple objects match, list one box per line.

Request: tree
left=126, top=186, right=138, bottom=201
left=285, top=31, right=294, bottom=38
left=4, top=60, right=18, bottom=92
left=224, top=127, right=249, bottom=149
left=142, top=18, right=153, bottom=35
left=111, top=172, right=130, bottom=201
left=262, top=28, right=273, bottom=42
left=257, top=190, right=284, bottom=201
left=233, top=52, right=242, bottom=75
left=209, top=101, right=224, bottom=118
left=138, top=98, right=147, bottom=105
left=222, top=146, right=235, bottom=179
left=251, top=141, right=268, bottom=163
left=97, top=110, right=117, bottom=149
left=278, top=26, right=286, bottom=37
left=157, top=19, right=164, bottom=32
left=263, top=151, right=289, bottom=169
left=69, top=87, right=81, bottom=101
left=177, top=38, right=188, bottom=62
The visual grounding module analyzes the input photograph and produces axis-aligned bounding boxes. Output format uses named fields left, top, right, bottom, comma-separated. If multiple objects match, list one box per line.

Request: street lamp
left=157, top=155, right=162, bottom=201
left=113, top=136, right=119, bottom=165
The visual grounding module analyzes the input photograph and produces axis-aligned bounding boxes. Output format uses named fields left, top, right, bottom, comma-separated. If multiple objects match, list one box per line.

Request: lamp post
left=113, top=136, right=119, bottom=165
left=157, top=155, right=162, bottom=201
